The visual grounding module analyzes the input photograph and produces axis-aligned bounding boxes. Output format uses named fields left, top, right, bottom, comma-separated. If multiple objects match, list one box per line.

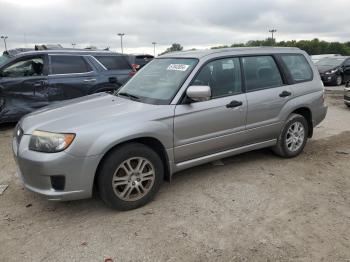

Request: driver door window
left=192, top=58, right=242, bottom=98
left=2, top=57, right=44, bottom=78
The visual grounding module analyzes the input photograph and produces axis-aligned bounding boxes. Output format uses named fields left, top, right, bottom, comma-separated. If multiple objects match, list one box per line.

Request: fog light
left=50, top=176, right=65, bottom=191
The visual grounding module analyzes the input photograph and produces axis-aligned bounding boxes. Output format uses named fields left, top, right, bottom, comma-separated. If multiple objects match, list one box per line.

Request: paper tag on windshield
left=167, top=64, right=189, bottom=71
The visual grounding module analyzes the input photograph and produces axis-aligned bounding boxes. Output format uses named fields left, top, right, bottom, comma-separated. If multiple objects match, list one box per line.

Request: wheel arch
left=93, top=136, right=171, bottom=190
left=290, top=107, right=313, bottom=137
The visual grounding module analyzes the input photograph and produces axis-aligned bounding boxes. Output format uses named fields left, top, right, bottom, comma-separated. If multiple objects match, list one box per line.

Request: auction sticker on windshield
left=167, top=64, right=190, bottom=71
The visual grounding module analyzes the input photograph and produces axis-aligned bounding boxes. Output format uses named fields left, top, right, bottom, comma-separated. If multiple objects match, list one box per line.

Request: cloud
left=0, top=0, right=349, bottom=54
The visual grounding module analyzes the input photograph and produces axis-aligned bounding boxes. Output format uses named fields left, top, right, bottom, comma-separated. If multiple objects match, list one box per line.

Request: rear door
left=92, top=55, right=133, bottom=86
left=243, top=55, right=292, bottom=143
left=174, top=57, right=247, bottom=163
left=48, top=55, right=96, bottom=101
left=0, top=54, right=49, bottom=121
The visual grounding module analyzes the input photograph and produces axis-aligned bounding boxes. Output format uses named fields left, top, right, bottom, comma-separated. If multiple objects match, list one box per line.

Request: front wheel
left=335, top=75, right=343, bottom=86
left=98, top=143, right=163, bottom=210
left=272, top=114, right=308, bottom=158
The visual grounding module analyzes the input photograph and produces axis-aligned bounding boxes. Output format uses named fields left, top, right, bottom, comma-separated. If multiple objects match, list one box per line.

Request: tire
left=97, top=143, right=164, bottom=210
left=272, top=114, right=309, bottom=158
left=334, top=75, right=343, bottom=86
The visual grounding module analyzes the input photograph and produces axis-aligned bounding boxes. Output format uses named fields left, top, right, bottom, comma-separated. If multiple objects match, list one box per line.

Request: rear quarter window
left=280, top=54, right=313, bottom=83
left=94, top=55, right=131, bottom=70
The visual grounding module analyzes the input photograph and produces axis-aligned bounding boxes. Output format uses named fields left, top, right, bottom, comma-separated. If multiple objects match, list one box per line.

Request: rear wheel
left=272, top=114, right=308, bottom=158
left=98, top=143, right=163, bottom=210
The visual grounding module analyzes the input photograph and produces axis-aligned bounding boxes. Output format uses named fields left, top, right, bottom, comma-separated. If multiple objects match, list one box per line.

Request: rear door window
left=280, top=54, right=313, bottom=82
left=241, top=56, right=283, bottom=92
left=93, top=55, right=131, bottom=70
left=50, top=55, right=92, bottom=75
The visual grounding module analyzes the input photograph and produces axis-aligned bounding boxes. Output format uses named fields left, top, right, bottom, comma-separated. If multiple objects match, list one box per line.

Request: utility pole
left=269, top=29, right=277, bottom=43
left=71, top=43, right=76, bottom=48
left=117, top=33, right=125, bottom=53
left=1, top=36, right=8, bottom=52
left=152, top=42, right=157, bottom=57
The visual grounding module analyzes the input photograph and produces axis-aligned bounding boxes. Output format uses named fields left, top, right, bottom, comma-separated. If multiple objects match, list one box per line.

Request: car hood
left=317, top=65, right=338, bottom=73
left=20, top=93, right=166, bottom=134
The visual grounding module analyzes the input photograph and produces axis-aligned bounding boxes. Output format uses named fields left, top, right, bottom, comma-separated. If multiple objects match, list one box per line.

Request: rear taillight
left=132, top=64, right=140, bottom=71
left=129, top=64, right=139, bottom=77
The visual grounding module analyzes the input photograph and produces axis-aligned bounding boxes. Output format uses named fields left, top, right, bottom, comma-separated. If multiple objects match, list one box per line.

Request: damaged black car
left=0, top=50, right=134, bottom=124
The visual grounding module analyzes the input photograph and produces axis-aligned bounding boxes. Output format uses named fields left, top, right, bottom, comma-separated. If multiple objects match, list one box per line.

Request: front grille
left=344, top=95, right=350, bottom=101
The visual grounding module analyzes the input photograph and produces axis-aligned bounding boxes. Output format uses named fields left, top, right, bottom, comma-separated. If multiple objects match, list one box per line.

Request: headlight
left=325, top=69, right=338, bottom=75
left=29, top=130, right=75, bottom=153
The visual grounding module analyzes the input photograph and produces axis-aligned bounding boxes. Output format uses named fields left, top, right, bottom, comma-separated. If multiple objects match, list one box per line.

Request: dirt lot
left=0, top=92, right=349, bottom=262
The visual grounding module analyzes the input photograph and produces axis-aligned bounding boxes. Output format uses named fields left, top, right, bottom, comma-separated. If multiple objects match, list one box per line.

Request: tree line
left=213, top=38, right=350, bottom=56
left=161, top=39, right=350, bottom=56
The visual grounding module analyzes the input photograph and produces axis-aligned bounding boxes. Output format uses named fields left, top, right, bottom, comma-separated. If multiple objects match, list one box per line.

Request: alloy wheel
left=112, top=157, right=155, bottom=201
left=285, top=121, right=305, bottom=152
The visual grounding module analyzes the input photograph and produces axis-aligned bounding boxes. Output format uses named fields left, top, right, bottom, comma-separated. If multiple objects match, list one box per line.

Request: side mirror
left=186, top=85, right=211, bottom=102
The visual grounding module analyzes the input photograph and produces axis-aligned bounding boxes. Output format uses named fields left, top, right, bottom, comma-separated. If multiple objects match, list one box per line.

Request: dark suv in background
left=316, top=56, right=350, bottom=86
left=127, top=54, right=154, bottom=71
left=0, top=50, right=134, bottom=123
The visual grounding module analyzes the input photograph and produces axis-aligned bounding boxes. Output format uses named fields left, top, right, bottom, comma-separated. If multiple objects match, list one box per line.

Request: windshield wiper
left=117, top=92, right=140, bottom=100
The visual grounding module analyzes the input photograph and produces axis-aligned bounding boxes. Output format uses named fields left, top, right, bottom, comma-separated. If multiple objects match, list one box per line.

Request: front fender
left=66, top=120, right=174, bottom=158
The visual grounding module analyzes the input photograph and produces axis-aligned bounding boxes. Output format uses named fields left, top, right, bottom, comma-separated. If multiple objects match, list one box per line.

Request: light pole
left=1, top=36, right=8, bottom=52
left=269, top=29, right=277, bottom=43
left=117, top=33, right=125, bottom=53
left=152, top=42, right=157, bottom=57
left=71, top=43, right=76, bottom=48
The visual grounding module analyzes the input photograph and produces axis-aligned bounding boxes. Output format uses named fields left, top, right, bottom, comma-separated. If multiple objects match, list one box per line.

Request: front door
left=174, top=57, right=247, bottom=163
left=0, top=55, right=49, bottom=121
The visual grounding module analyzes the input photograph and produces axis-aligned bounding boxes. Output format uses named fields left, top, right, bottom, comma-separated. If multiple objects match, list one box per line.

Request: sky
left=0, top=0, right=350, bottom=55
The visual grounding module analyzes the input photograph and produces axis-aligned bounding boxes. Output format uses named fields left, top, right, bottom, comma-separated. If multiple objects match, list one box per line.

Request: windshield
left=0, top=54, right=9, bottom=66
left=117, top=58, right=198, bottom=104
left=316, top=58, right=345, bottom=67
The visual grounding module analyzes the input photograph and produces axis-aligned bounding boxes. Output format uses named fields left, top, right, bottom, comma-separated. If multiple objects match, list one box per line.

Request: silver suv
left=13, top=47, right=327, bottom=210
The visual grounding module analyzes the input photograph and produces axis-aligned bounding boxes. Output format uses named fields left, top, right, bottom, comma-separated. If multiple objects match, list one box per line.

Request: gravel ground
left=0, top=93, right=349, bottom=262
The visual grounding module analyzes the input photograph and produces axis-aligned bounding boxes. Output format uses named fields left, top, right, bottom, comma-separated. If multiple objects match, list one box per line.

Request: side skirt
left=172, top=139, right=277, bottom=174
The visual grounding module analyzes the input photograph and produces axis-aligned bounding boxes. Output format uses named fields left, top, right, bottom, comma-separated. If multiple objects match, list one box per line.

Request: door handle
left=84, top=78, right=96, bottom=82
left=33, top=80, right=47, bottom=87
left=226, top=100, right=243, bottom=108
left=279, top=91, right=292, bottom=97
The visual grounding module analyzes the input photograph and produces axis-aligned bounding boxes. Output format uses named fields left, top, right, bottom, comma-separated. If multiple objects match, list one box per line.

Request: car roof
left=159, top=47, right=304, bottom=59
left=14, top=49, right=124, bottom=58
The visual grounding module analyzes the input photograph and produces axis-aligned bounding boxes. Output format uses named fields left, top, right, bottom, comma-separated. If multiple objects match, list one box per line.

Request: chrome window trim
left=48, top=71, right=94, bottom=77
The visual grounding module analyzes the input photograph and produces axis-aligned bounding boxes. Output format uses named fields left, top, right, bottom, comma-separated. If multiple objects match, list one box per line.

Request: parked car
left=13, top=47, right=327, bottom=210
left=316, top=56, right=350, bottom=86
left=0, top=50, right=134, bottom=123
left=127, top=54, right=154, bottom=71
left=311, top=54, right=340, bottom=64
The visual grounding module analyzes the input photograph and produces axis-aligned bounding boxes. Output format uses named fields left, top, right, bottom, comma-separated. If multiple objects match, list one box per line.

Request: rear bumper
left=313, top=104, right=328, bottom=127
left=12, top=134, right=101, bottom=201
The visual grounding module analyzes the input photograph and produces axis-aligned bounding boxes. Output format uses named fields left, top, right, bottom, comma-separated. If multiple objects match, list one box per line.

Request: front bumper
left=320, top=73, right=336, bottom=84
left=12, top=133, right=101, bottom=201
